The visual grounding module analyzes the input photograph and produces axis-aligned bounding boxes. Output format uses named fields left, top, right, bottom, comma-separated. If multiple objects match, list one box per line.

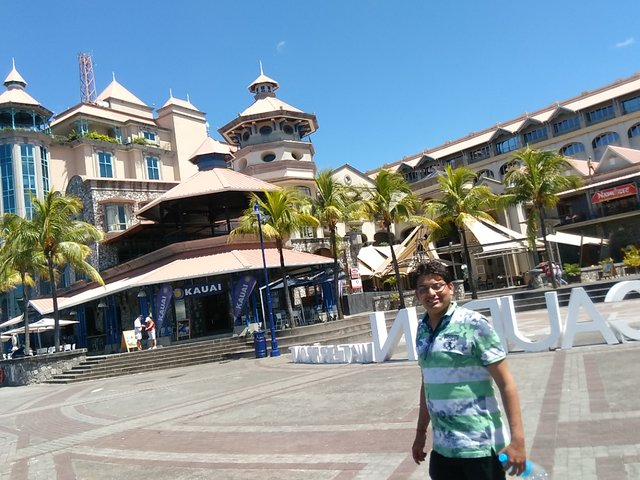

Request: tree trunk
left=47, top=257, right=61, bottom=352
left=277, top=239, right=295, bottom=329
left=21, top=273, right=30, bottom=355
left=388, top=227, right=406, bottom=309
left=460, top=227, right=478, bottom=299
left=538, top=206, right=558, bottom=289
left=330, top=226, right=344, bottom=320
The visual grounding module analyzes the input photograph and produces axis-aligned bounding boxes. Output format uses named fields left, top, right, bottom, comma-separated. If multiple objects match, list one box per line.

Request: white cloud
left=614, top=37, right=635, bottom=48
left=276, top=41, right=286, bottom=53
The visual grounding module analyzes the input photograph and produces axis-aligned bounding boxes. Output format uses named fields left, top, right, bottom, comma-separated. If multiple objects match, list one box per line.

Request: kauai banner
left=232, top=275, right=257, bottom=325
left=155, top=284, right=174, bottom=335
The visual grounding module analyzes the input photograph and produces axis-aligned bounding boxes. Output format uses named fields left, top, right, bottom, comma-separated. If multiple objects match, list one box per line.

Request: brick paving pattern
left=0, top=301, right=639, bottom=479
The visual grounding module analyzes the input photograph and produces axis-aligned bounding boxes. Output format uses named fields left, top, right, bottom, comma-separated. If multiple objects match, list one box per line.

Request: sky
left=3, top=1, right=640, bottom=173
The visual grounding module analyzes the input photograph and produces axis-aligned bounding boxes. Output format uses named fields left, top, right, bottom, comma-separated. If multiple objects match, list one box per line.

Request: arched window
left=560, top=142, right=586, bottom=156
left=592, top=132, right=620, bottom=148
left=628, top=124, right=640, bottom=138
left=499, top=161, right=518, bottom=177
left=477, top=169, right=495, bottom=179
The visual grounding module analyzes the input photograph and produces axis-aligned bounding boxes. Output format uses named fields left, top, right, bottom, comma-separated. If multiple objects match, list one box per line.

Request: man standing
left=133, top=315, right=144, bottom=351
left=411, top=260, right=526, bottom=479
left=145, top=313, right=157, bottom=350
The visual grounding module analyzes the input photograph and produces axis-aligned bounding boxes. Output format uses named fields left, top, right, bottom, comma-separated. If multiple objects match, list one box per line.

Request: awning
left=543, top=231, right=607, bottom=247
left=3, top=318, right=79, bottom=335
left=0, top=314, right=24, bottom=329
left=30, top=248, right=333, bottom=315
left=465, top=218, right=536, bottom=258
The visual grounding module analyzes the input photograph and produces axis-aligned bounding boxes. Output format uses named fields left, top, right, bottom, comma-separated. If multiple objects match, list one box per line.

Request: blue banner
left=155, top=284, right=174, bottom=335
left=232, top=275, right=257, bottom=320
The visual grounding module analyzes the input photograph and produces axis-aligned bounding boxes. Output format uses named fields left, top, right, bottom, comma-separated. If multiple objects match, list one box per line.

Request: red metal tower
left=78, top=52, right=97, bottom=103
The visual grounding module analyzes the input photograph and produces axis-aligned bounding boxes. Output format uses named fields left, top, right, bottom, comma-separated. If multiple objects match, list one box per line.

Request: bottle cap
left=498, top=453, right=508, bottom=463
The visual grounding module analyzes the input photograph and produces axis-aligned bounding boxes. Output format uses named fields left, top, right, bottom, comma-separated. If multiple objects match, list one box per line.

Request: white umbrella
left=0, top=314, right=24, bottom=329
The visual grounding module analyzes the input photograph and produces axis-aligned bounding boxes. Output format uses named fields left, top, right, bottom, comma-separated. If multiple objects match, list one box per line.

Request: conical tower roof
left=97, top=76, right=148, bottom=107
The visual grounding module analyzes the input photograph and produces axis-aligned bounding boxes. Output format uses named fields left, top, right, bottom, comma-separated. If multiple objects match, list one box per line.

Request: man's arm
left=487, top=359, right=526, bottom=475
left=412, top=380, right=430, bottom=465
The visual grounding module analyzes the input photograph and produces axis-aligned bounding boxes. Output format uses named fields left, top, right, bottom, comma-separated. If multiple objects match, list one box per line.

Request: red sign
left=591, top=183, right=637, bottom=204
left=350, top=268, right=360, bottom=279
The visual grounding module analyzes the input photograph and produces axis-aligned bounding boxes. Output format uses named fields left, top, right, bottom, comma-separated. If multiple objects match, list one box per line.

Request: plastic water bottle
left=498, top=453, right=550, bottom=479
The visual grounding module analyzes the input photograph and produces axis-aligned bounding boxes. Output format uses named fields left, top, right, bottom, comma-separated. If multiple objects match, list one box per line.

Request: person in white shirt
left=133, top=315, right=144, bottom=351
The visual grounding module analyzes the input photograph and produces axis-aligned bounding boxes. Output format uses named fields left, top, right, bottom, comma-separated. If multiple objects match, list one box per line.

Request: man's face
left=415, top=273, right=454, bottom=319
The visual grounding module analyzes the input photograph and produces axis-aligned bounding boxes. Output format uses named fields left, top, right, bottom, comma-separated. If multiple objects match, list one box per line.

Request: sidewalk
left=0, top=303, right=638, bottom=479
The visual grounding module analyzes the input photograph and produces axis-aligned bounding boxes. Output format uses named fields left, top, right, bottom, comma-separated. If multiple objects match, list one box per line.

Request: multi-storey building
left=378, top=72, right=640, bottom=283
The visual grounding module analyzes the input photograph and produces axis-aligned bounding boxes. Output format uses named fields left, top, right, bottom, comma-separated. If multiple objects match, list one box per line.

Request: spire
left=4, top=59, right=27, bottom=89
left=112, top=71, right=116, bottom=82
left=247, top=64, right=279, bottom=98
left=169, top=88, right=173, bottom=98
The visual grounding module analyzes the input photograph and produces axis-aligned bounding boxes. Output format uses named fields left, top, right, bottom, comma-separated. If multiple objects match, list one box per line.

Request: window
left=495, top=136, right=519, bottom=155
left=592, top=132, right=620, bottom=149
left=587, top=105, right=615, bottom=124
left=146, top=156, right=160, bottom=180
left=499, top=161, right=518, bottom=177
left=105, top=204, right=128, bottom=232
left=296, top=186, right=311, bottom=197
left=523, top=127, right=548, bottom=144
left=112, top=127, right=122, bottom=143
left=628, top=124, right=640, bottom=138
left=40, top=147, right=49, bottom=192
left=98, top=151, right=113, bottom=178
left=259, top=125, right=272, bottom=135
left=300, top=226, right=315, bottom=238
left=0, top=144, right=15, bottom=214
left=76, top=119, right=89, bottom=136
left=142, top=130, right=156, bottom=142
left=469, top=146, right=490, bottom=162
left=21, top=144, right=36, bottom=219
left=262, top=153, right=276, bottom=162
left=622, top=96, right=640, bottom=114
left=477, top=169, right=495, bottom=180
left=283, top=125, right=294, bottom=135
left=553, top=116, right=580, bottom=135
left=560, top=143, right=586, bottom=156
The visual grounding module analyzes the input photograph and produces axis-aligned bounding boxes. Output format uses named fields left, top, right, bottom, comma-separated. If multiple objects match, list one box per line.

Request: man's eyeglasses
left=416, top=283, right=448, bottom=295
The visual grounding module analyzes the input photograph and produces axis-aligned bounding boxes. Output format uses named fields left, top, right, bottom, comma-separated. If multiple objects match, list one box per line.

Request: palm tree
left=358, top=170, right=419, bottom=309
left=423, top=165, right=499, bottom=300
left=230, top=189, right=319, bottom=328
left=0, top=214, right=47, bottom=355
left=310, top=170, right=350, bottom=320
left=503, top=147, right=583, bottom=288
left=28, top=191, right=104, bottom=352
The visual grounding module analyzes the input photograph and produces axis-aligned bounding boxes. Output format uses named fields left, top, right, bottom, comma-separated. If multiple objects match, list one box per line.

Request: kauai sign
left=369, top=281, right=640, bottom=362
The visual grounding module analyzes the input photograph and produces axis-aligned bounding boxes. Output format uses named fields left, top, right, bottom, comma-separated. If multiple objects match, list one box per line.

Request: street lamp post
left=253, top=201, right=281, bottom=357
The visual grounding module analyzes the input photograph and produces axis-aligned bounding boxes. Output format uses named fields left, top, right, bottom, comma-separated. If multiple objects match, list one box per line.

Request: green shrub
left=563, top=263, right=581, bottom=277
left=84, top=131, right=120, bottom=144
left=622, top=246, right=640, bottom=270
left=132, top=137, right=148, bottom=145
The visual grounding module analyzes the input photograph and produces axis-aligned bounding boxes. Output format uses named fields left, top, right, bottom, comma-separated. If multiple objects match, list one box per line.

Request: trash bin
left=253, top=330, right=267, bottom=358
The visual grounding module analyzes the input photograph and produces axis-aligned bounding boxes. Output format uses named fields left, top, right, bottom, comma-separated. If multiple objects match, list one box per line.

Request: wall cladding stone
left=0, top=350, right=86, bottom=386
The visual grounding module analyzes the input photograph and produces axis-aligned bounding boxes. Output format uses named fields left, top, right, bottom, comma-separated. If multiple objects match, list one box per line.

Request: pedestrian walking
left=411, top=260, right=527, bottom=479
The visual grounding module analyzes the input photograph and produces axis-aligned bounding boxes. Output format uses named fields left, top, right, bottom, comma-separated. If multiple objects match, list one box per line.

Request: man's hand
left=411, top=431, right=427, bottom=464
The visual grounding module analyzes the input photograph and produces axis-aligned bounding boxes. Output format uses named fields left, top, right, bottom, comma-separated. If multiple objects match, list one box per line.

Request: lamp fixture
left=137, top=289, right=147, bottom=298
left=97, top=300, right=107, bottom=308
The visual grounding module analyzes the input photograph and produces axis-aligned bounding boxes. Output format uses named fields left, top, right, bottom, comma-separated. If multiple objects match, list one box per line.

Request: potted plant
left=622, top=245, right=640, bottom=274
left=563, top=263, right=581, bottom=283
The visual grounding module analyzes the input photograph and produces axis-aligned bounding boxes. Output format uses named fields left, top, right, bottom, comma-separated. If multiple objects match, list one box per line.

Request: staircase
left=47, top=277, right=639, bottom=384
left=46, top=312, right=393, bottom=384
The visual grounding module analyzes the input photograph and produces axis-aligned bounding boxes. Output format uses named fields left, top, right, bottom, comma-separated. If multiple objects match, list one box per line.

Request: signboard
left=121, top=330, right=137, bottom=352
left=232, top=275, right=257, bottom=319
left=350, top=267, right=362, bottom=291
left=174, top=282, right=224, bottom=299
left=591, top=183, right=637, bottom=204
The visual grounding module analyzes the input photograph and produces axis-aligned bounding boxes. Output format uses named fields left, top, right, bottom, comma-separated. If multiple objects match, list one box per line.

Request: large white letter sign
left=561, top=287, right=619, bottom=349
left=604, top=281, right=640, bottom=341
left=370, top=307, right=419, bottom=362
left=499, top=294, right=563, bottom=352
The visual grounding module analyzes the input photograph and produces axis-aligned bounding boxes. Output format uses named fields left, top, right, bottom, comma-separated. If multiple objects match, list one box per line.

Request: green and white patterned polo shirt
left=416, top=302, right=508, bottom=458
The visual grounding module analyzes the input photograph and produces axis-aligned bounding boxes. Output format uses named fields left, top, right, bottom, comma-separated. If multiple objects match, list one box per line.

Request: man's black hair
left=413, top=260, right=453, bottom=284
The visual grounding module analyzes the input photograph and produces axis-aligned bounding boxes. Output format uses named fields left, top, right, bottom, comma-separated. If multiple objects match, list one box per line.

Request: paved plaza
left=1, top=297, right=640, bottom=479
